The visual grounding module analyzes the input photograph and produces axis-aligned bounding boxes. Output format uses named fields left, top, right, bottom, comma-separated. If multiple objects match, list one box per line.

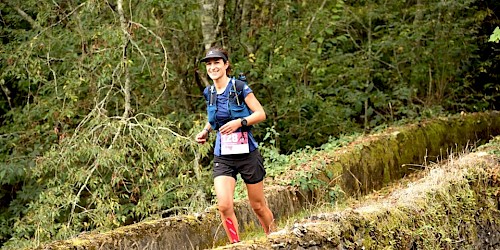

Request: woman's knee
left=250, top=201, right=266, bottom=214
left=218, top=203, right=234, bottom=215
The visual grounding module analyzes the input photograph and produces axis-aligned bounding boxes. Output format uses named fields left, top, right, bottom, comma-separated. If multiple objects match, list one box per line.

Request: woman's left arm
left=242, top=93, right=266, bottom=125
left=218, top=93, right=266, bottom=134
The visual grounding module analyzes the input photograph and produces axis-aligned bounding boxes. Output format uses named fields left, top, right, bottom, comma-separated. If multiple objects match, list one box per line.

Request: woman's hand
left=196, top=129, right=209, bottom=144
left=219, top=119, right=242, bottom=135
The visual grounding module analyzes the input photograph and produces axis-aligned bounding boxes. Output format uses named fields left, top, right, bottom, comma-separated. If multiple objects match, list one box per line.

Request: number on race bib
left=221, top=132, right=250, bottom=155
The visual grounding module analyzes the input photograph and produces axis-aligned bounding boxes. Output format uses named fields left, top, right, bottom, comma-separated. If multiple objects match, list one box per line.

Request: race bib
left=221, top=132, right=250, bottom=155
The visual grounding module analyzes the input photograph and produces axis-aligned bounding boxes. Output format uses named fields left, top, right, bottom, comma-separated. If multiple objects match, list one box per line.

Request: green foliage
left=0, top=0, right=209, bottom=247
left=260, top=133, right=358, bottom=201
left=0, top=0, right=498, bottom=247
left=3, top=113, right=212, bottom=248
left=476, top=136, right=500, bottom=155
left=222, top=0, right=497, bottom=151
left=489, top=27, right=500, bottom=43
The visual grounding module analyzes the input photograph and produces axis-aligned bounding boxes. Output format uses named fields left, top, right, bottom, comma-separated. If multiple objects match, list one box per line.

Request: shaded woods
left=0, top=0, right=498, bottom=248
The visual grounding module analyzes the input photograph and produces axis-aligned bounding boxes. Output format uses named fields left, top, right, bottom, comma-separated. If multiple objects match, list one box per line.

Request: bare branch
left=306, top=0, right=327, bottom=35
left=129, top=21, right=169, bottom=103
left=33, top=2, right=86, bottom=39
left=67, top=160, right=98, bottom=228
left=0, top=79, right=12, bottom=109
left=10, top=4, right=41, bottom=29
left=117, top=0, right=131, bottom=119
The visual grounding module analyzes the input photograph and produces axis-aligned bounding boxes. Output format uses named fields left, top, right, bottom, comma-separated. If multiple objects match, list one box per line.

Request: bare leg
left=214, top=176, right=239, bottom=242
left=246, top=181, right=276, bottom=234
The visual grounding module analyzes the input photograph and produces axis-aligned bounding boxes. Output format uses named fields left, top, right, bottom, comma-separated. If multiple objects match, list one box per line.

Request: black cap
left=201, top=50, right=228, bottom=62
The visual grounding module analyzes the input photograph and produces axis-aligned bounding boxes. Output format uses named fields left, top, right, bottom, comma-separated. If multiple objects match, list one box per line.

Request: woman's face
left=205, top=58, right=228, bottom=81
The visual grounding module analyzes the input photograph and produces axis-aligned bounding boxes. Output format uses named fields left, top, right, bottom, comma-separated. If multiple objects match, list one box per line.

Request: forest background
left=0, top=0, right=499, bottom=248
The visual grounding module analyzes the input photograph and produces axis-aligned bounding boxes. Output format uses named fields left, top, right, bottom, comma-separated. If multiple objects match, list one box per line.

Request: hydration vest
left=207, top=77, right=252, bottom=130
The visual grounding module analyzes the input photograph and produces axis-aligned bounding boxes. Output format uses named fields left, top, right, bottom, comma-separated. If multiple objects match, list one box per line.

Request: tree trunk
left=117, top=0, right=131, bottom=119
left=414, top=0, right=423, bottom=25
left=200, top=0, right=225, bottom=50
left=241, top=0, right=251, bottom=31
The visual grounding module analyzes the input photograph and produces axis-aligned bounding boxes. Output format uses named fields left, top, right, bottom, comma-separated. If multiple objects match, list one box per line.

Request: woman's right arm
left=195, top=122, right=212, bottom=144
left=196, top=88, right=212, bottom=144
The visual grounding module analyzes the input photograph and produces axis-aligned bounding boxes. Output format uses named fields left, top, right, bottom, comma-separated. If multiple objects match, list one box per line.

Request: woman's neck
left=213, top=75, right=230, bottom=92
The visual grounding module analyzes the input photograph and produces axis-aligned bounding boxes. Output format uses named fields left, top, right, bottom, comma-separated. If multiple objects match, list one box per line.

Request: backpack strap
left=210, top=78, right=246, bottom=106
left=231, top=78, right=240, bottom=106
left=209, top=85, right=216, bottom=106
left=231, top=78, right=246, bottom=105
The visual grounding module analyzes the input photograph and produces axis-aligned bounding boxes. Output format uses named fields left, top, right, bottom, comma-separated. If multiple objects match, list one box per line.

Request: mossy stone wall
left=38, top=112, right=500, bottom=250
left=331, top=112, right=500, bottom=196
left=246, top=154, right=500, bottom=249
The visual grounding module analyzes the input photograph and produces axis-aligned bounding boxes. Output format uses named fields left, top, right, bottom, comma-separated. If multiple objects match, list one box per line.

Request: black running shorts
left=213, top=149, right=266, bottom=184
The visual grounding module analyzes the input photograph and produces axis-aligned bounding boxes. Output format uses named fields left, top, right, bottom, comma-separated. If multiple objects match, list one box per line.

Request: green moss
left=38, top=112, right=500, bottom=250
left=262, top=155, right=500, bottom=249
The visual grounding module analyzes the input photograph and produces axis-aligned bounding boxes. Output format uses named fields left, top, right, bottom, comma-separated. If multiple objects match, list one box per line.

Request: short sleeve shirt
left=203, top=79, right=259, bottom=156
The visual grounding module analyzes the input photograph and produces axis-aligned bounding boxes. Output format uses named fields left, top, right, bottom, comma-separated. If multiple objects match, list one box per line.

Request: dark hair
left=206, top=46, right=232, bottom=75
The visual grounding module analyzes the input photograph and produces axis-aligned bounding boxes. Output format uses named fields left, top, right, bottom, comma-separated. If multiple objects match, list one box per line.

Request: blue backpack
left=207, top=73, right=252, bottom=130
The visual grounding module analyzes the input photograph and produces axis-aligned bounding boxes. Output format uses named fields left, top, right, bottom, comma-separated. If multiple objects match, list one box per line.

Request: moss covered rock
left=38, top=112, right=500, bottom=249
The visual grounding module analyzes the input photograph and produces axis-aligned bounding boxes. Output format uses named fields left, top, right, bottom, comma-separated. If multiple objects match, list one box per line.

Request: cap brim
left=201, top=50, right=228, bottom=62
left=201, top=55, right=224, bottom=62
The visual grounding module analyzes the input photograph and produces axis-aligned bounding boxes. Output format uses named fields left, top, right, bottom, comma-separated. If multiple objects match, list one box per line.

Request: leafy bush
left=0, top=0, right=498, bottom=247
